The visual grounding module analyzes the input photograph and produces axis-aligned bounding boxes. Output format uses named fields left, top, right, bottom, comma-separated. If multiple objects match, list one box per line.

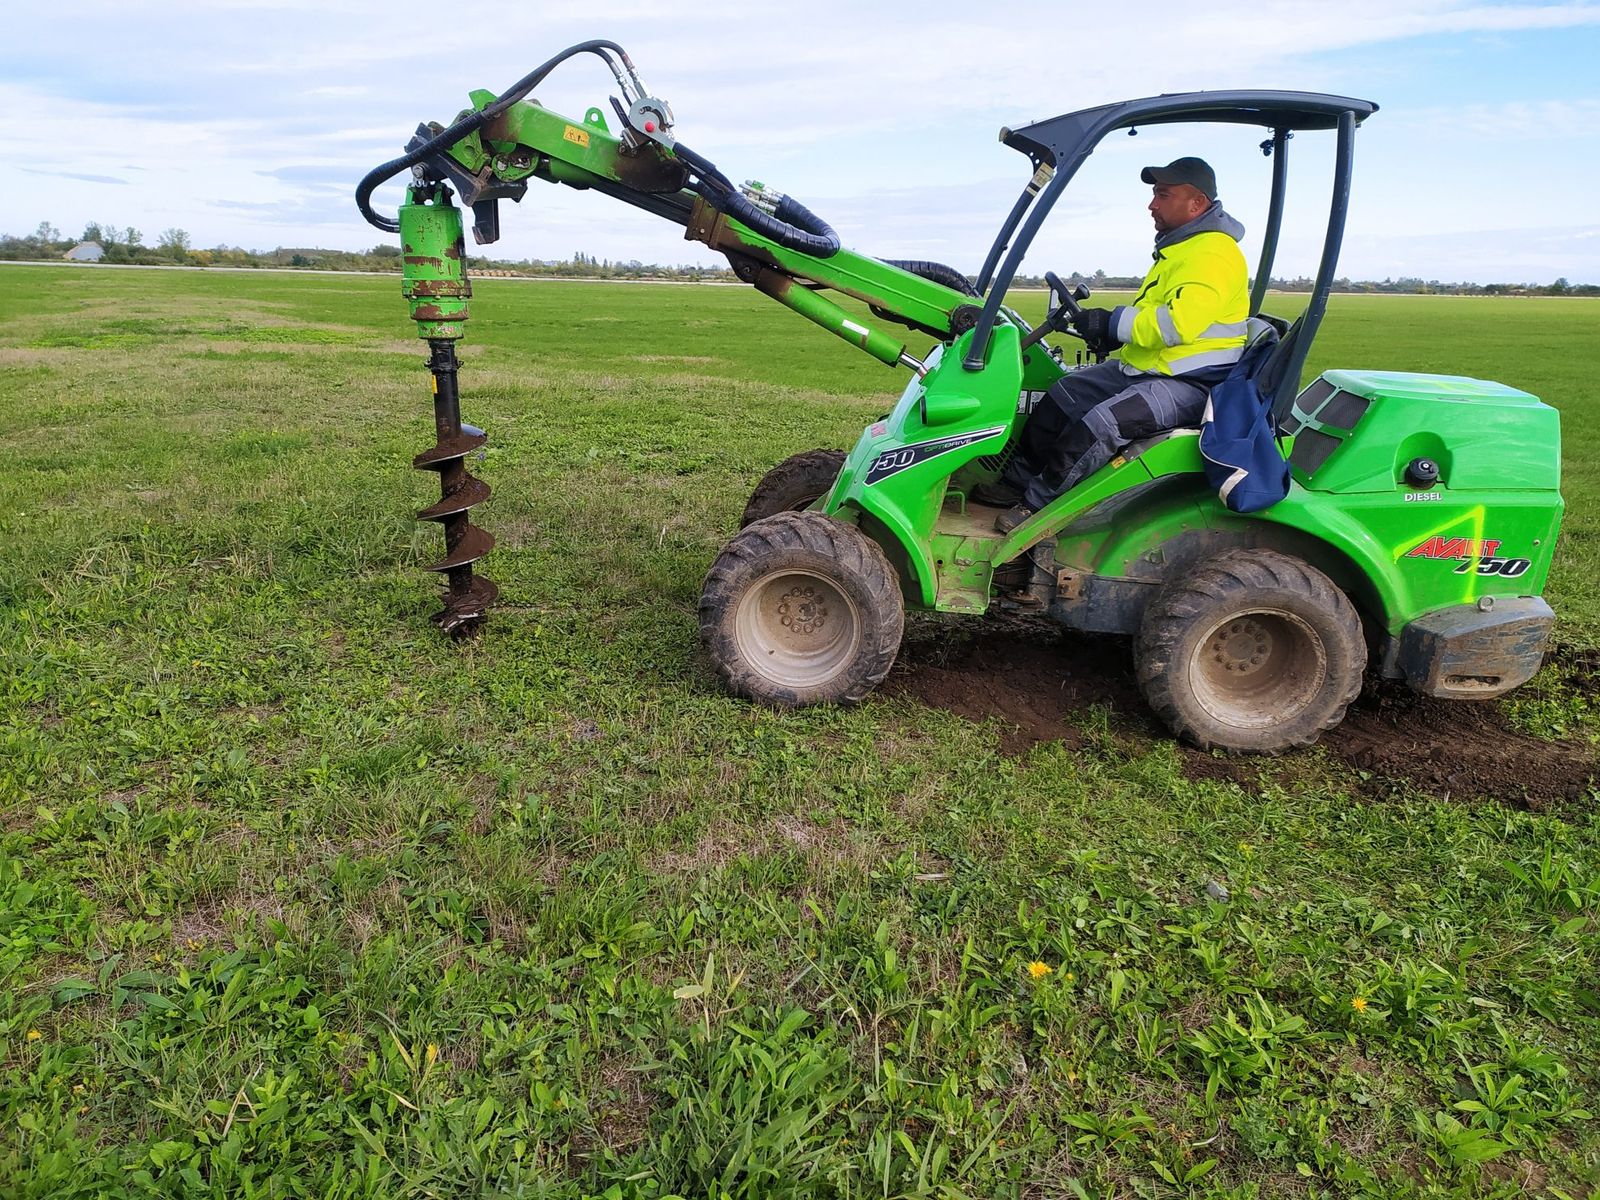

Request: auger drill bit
left=400, top=182, right=498, bottom=636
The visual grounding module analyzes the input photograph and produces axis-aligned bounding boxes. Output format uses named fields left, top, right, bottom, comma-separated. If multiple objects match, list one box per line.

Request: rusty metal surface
left=685, top=198, right=779, bottom=272
left=403, top=277, right=473, bottom=298
left=395, top=186, right=497, bottom=634
left=611, top=149, right=689, bottom=193
left=413, top=337, right=497, bottom=637
left=423, top=523, right=496, bottom=572
left=413, top=431, right=488, bottom=468
left=751, top=266, right=793, bottom=301
left=416, top=477, right=492, bottom=521
left=432, top=575, right=500, bottom=635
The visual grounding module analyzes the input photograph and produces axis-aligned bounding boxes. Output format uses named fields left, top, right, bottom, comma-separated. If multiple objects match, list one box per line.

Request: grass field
left=2, top=263, right=1598, bottom=1199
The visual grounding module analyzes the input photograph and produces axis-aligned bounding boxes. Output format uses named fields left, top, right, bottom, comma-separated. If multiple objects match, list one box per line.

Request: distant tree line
left=1015, top=268, right=1599, bottom=297
left=2, top=223, right=1595, bottom=295
left=0, top=222, right=735, bottom=280
left=2, top=221, right=196, bottom=265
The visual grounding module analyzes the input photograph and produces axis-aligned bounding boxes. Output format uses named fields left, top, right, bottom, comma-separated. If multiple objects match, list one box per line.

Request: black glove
left=1070, top=307, right=1118, bottom=351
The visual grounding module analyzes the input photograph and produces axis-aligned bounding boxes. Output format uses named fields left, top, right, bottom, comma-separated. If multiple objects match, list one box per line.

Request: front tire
left=700, top=512, right=904, bottom=706
left=739, top=449, right=847, bottom=528
left=1135, top=549, right=1365, bottom=752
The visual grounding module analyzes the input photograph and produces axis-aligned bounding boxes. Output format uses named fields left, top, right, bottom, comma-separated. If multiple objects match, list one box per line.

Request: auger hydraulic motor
left=399, top=182, right=497, bottom=635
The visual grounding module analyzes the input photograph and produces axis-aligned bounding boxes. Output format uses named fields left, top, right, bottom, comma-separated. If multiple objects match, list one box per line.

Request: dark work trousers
left=1004, top=359, right=1226, bottom=511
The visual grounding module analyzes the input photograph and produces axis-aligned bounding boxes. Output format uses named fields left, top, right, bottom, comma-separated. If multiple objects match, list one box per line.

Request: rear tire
left=700, top=512, right=904, bottom=706
left=739, top=449, right=847, bottom=528
left=1135, top=549, right=1365, bottom=752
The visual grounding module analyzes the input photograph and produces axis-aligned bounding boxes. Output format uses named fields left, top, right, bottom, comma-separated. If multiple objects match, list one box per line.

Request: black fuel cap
left=1405, top=457, right=1440, bottom=487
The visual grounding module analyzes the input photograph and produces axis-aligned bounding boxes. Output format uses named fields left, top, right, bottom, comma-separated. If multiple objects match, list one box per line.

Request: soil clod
left=890, top=619, right=1596, bottom=807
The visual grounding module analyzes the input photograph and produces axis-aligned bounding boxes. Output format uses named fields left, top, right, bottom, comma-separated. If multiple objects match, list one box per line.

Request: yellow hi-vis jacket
left=1110, top=204, right=1249, bottom=377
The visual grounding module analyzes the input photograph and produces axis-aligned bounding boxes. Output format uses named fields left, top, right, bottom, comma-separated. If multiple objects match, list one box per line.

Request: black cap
left=1141, top=157, right=1217, bottom=201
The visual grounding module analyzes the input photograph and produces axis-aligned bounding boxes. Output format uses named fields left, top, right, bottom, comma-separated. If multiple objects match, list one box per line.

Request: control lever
left=1019, top=273, right=1094, bottom=352
left=1045, top=272, right=1106, bottom=363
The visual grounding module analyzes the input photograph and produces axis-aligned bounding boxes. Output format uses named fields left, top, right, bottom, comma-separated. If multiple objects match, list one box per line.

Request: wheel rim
left=733, top=569, right=861, bottom=689
left=1187, top=608, right=1328, bottom=730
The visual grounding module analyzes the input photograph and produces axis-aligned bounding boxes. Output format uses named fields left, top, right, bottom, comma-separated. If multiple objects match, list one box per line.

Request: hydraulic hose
left=884, top=259, right=977, bottom=297
left=356, top=39, right=639, bottom=232
left=672, top=142, right=841, bottom=258
left=358, top=41, right=842, bottom=257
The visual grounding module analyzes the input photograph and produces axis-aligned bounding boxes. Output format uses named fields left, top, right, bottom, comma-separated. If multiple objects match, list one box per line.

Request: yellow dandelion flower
left=1351, top=996, right=1368, bottom=1012
left=1027, top=961, right=1053, bottom=979
left=26, top=1029, right=41, bottom=1042
left=425, top=1042, right=439, bottom=1064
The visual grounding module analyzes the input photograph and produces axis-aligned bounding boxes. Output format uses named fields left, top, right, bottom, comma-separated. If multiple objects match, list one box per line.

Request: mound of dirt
left=887, top=616, right=1596, bottom=808
left=1318, top=684, right=1595, bottom=807
left=886, top=615, right=1144, bottom=755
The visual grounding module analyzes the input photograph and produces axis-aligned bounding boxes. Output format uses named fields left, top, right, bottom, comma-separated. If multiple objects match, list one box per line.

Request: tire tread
left=739, top=450, right=847, bottom=528
left=1135, top=548, right=1365, bottom=752
left=700, top=512, right=904, bottom=706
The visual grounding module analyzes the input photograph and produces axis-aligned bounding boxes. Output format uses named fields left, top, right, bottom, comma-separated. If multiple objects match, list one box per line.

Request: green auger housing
left=399, top=184, right=470, bottom=339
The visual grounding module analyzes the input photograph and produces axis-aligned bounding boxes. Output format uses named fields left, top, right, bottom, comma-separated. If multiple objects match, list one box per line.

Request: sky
left=5, top=1, right=1600, bottom=284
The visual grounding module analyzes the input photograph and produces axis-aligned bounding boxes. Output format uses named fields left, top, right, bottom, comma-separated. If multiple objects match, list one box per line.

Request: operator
left=976, top=157, right=1250, bottom=532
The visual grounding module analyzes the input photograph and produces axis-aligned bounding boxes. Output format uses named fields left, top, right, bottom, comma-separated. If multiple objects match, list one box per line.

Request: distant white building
left=64, top=241, right=104, bottom=262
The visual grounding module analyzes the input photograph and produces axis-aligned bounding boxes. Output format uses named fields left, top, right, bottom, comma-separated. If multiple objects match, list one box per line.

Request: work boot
left=970, top=479, right=1024, bottom=507
left=994, top=505, right=1035, bottom=533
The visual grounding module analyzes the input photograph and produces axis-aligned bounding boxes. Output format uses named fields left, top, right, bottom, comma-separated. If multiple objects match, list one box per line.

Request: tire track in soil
left=886, top=617, right=1596, bottom=809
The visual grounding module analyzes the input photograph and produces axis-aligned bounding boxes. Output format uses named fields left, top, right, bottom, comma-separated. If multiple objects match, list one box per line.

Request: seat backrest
left=1259, top=315, right=1305, bottom=426
left=1251, top=312, right=1291, bottom=340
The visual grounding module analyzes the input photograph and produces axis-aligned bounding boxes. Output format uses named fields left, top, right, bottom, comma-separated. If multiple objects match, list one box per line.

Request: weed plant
left=1, top=267, right=1597, bottom=1197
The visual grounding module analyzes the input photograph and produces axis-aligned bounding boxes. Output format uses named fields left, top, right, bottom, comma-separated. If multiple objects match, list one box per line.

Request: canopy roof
left=1000, top=90, right=1379, bottom=166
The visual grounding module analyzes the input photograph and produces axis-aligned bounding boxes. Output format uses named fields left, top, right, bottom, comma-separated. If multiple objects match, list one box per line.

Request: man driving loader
left=976, top=157, right=1250, bottom=532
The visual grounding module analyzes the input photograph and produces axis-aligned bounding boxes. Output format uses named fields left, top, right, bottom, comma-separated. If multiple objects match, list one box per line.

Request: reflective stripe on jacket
left=1110, top=217, right=1249, bottom=377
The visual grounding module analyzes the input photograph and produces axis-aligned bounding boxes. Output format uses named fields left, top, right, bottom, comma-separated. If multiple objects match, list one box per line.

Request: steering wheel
left=1019, top=272, right=1094, bottom=355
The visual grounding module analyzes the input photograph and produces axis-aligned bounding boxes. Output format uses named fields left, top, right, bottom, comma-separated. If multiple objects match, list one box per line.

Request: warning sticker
left=563, top=125, right=591, bottom=149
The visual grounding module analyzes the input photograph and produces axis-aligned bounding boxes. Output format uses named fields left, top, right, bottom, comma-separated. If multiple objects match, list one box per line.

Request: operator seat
left=1119, top=315, right=1287, bottom=463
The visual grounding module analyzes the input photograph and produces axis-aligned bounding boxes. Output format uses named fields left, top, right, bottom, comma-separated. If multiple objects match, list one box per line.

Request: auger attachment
left=400, top=183, right=498, bottom=635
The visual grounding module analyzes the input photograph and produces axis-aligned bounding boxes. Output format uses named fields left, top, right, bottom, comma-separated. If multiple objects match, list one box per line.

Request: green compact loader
left=357, top=41, right=1563, bottom=752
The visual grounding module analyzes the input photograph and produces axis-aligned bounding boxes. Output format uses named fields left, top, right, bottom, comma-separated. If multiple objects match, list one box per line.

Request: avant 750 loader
left=356, top=40, right=1562, bottom=752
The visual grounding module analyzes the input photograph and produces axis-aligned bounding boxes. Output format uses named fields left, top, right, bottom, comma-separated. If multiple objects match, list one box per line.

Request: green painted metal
left=415, top=79, right=1562, bottom=657
left=1291, top=369, right=1560, bottom=493
left=721, top=227, right=971, bottom=343
left=838, top=364, right=1561, bottom=633
left=1268, top=370, right=1562, bottom=628
left=471, top=89, right=631, bottom=185
left=398, top=184, right=470, bottom=340
left=822, top=329, right=1023, bottom=608
left=1020, top=340, right=1072, bottom=393
left=748, top=268, right=907, bottom=367
left=826, top=364, right=1563, bottom=636
left=441, top=93, right=974, bottom=355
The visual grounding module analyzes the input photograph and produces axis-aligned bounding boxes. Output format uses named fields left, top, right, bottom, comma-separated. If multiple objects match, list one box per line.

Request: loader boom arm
left=355, top=42, right=985, bottom=636
left=359, top=54, right=981, bottom=369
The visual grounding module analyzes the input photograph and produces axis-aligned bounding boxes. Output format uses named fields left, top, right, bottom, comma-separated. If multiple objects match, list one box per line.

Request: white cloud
left=1395, top=98, right=1600, bottom=138
left=4, top=1, right=1599, bottom=280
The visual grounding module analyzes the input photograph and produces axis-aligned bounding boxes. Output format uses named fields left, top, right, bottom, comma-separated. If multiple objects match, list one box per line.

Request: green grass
left=1, top=265, right=1597, bottom=1199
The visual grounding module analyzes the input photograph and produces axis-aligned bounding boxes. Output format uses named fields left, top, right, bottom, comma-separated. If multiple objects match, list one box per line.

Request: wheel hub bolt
left=1211, top=621, right=1271, bottom=674
left=778, top=586, right=828, bottom=634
